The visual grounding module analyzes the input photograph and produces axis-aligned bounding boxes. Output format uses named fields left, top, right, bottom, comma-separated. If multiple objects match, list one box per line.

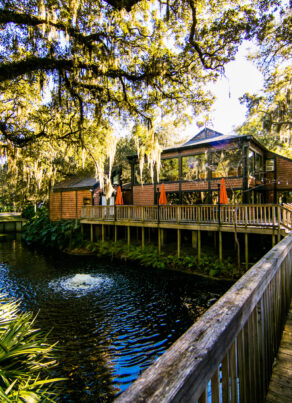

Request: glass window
left=134, top=163, right=152, bottom=184
left=160, top=158, right=179, bottom=182
left=266, top=159, right=275, bottom=172
left=255, top=153, right=263, bottom=180
left=182, top=154, right=208, bottom=180
left=248, top=149, right=263, bottom=179
left=248, top=150, right=255, bottom=176
left=211, top=150, right=242, bottom=178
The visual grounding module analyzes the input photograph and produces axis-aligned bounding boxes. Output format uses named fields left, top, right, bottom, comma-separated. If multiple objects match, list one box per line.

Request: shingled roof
left=183, top=128, right=225, bottom=146
left=53, top=176, right=99, bottom=191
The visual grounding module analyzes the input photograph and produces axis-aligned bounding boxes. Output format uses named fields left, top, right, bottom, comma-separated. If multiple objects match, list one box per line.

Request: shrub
left=0, top=293, right=63, bottom=401
left=22, top=207, right=82, bottom=250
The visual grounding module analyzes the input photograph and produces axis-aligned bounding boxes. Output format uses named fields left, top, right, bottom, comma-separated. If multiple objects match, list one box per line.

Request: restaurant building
left=127, top=128, right=292, bottom=205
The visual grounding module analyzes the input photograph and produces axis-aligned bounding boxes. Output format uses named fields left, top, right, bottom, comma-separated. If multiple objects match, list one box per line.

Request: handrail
left=81, top=204, right=292, bottom=231
left=115, top=232, right=292, bottom=402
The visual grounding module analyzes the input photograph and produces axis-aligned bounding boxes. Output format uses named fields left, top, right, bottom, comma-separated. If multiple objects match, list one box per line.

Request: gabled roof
left=53, top=176, right=99, bottom=191
left=163, top=128, right=246, bottom=154
left=183, top=128, right=225, bottom=146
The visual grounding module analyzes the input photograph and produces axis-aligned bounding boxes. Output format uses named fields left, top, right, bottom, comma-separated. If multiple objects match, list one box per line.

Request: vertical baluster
left=222, top=354, right=230, bottom=403
left=198, top=387, right=208, bottom=403
left=211, top=367, right=220, bottom=403
left=243, top=321, right=251, bottom=402
left=237, top=329, right=247, bottom=403
left=253, top=307, right=261, bottom=401
left=229, top=341, right=238, bottom=402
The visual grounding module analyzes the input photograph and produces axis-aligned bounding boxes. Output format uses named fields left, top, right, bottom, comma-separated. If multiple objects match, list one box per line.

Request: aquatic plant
left=85, top=241, right=239, bottom=280
left=22, top=207, right=82, bottom=250
left=0, top=293, right=63, bottom=401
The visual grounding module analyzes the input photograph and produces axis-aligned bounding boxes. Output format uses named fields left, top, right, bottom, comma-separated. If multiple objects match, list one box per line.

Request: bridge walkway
left=266, top=300, right=292, bottom=403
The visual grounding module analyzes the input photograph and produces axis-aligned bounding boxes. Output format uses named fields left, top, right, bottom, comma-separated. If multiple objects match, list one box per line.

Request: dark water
left=0, top=239, right=229, bottom=402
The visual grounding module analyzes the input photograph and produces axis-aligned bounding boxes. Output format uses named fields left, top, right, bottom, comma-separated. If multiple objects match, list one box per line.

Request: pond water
left=0, top=239, right=229, bottom=402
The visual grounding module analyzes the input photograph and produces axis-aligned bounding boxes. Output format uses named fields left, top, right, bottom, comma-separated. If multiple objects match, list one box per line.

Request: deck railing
left=114, top=232, right=292, bottom=403
left=81, top=204, right=292, bottom=231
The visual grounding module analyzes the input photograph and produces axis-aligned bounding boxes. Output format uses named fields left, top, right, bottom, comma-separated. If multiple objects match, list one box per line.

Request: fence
left=81, top=204, right=292, bottom=231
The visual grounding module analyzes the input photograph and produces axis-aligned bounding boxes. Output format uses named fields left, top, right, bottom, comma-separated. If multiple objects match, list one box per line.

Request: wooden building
left=127, top=128, right=292, bottom=205
left=50, top=176, right=100, bottom=221
left=50, top=167, right=123, bottom=221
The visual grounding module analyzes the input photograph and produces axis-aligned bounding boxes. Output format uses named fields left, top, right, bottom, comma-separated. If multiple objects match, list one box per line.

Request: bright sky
left=183, top=44, right=264, bottom=138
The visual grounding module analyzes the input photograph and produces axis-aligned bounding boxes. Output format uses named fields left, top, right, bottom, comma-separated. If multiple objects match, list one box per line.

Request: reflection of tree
left=210, top=150, right=242, bottom=179
left=160, top=159, right=179, bottom=182
left=182, top=154, right=208, bottom=180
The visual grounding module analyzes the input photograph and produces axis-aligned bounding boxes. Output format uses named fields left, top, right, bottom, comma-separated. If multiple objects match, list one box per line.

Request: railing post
left=277, top=205, right=281, bottom=242
left=177, top=206, right=181, bottom=224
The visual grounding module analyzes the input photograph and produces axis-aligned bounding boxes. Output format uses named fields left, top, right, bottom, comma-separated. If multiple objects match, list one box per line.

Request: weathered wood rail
left=114, top=232, right=292, bottom=403
left=81, top=204, right=292, bottom=233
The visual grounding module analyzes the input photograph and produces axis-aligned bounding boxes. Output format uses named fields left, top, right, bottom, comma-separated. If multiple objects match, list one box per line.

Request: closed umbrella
left=115, top=186, right=124, bottom=205
left=159, top=183, right=167, bottom=205
left=219, top=178, right=228, bottom=204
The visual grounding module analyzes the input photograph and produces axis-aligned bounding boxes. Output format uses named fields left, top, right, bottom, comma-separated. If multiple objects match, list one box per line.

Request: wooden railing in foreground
left=115, top=232, right=292, bottom=403
left=81, top=204, right=292, bottom=231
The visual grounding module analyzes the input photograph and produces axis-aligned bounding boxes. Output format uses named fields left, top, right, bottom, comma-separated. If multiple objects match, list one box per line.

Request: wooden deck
left=266, top=300, right=292, bottom=403
left=81, top=204, right=292, bottom=236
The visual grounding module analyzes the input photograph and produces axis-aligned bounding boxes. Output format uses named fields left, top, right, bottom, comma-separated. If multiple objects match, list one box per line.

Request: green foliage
left=85, top=241, right=239, bottom=279
left=22, top=207, right=82, bottom=250
left=0, top=293, right=63, bottom=401
left=21, top=205, right=37, bottom=220
left=237, top=5, right=291, bottom=157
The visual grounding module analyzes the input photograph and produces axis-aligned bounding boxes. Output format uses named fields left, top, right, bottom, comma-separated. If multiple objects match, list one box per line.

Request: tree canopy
left=0, top=0, right=288, bottom=208
left=0, top=0, right=282, bottom=145
left=237, top=4, right=291, bottom=157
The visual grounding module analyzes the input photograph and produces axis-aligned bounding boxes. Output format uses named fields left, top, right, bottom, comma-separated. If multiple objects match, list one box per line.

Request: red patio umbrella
left=219, top=178, right=228, bottom=204
left=159, top=183, right=167, bottom=205
left=115, top=186, right=124, bottom=205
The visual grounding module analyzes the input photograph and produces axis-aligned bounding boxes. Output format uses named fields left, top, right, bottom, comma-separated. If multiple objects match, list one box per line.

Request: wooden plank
left=237, top=329, right=247, bottom=403
left=90, top=224, right=93, bottom=242
left=114, top=225, right=117, bottom=243
left=198, top=387, right=208, bottom=403
left=211, top=368, right=220, bottom=403
left=266, top=300, right=292, bottom=403
left=127, top=226, right=130, bottom=248
left=101, top=224, right=105, bottom=242
left=222, top=354, right=229, bottom=403
left=219, top=231, right=222, bottom=263
left=245, top=233, right=248, bottom=271
left=141, top=227, right=145, bottom=250
left=177, top=228, right=181, bottom=258
left=229, top=341, right=237, bottom=402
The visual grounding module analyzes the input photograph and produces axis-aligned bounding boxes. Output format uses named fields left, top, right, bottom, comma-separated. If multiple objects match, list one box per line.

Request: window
left=266, top=159, right=275, bottom=172
left=160, top=158, right=179, bottom=182
left=249, top=149, right=263, bottom=179
left=182, top=154, right=208, bottom=180
left=83, top=197, right=91, bottom=205
left=134, top=163, right=152, bottom=184
left=211, top=150, right=242, bottom=178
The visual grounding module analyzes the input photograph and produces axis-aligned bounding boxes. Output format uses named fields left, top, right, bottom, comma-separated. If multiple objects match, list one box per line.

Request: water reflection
left=0, top=240, right=229, bottom=402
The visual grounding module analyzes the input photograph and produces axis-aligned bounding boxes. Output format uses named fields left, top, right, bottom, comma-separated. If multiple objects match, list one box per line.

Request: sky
left=182, top=44, right=264, bottom=138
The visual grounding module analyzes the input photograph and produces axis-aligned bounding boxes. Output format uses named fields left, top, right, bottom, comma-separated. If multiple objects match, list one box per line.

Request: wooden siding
left=49, top=192, right=61, bottom=221
left=50, top=189, right=92, bottom=220
left=276, top=155, right=292, bottom=190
